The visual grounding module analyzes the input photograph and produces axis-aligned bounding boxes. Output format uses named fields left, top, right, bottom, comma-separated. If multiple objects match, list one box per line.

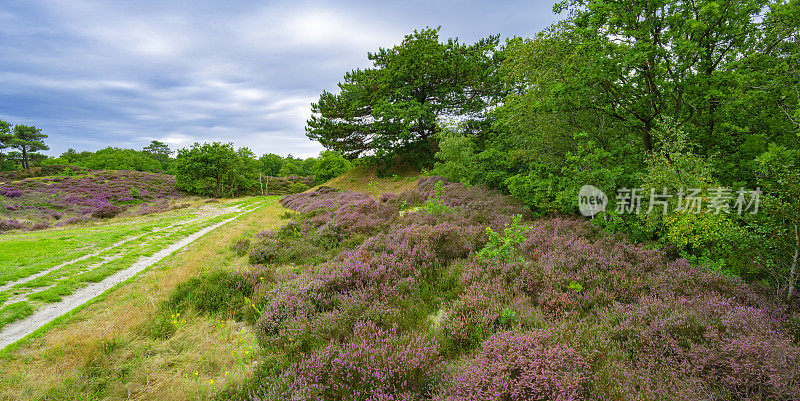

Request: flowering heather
left=0, top=219, right=24, bottom=232
left=257, top=321, right=443, bottom=401
left=435, top=329, right=590, bottom=401
left=231, top=238, right=251, bottom=256
left=0, top=169, right=184, bottom=232
left=243, top=178, right=800, bottom=400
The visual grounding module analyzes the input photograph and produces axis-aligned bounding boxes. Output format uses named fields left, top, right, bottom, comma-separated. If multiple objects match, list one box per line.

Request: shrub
left=435, top=329, right=590, bottom=401
left=166, top=270, right=255, bottom=320
left=256, top=321, right=443, bottom=400
left=477, top=214, right=530, bottom=262
left=238, top=176, right=800, bottom=400
left=0, top=219, right=24, bottom=232
left=424, top=180, right=455, bottom=216
left=287, top=182, right=309, bottom=194
left=249, top=237, right=325, bottom=266
left=0, top=187, right=23, bottom=198
left=90, top=203, right=123, bottom=218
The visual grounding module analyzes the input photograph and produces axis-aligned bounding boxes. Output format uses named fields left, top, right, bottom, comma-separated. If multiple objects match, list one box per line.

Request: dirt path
left=0, top=199, right=272, bottom=350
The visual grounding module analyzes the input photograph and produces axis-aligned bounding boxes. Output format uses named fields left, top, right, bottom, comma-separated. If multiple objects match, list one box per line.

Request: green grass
left=0, top=196, right=287, bottom=400
left=0, top=196, right=275, bottom=329
left=0, top=213, right=195, bottom=285
left=0, top=302, right=34, bottom=330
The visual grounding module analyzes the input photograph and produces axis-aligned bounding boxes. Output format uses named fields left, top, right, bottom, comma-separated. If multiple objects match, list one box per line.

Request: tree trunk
left=788, top=223, right=799, bottom=301
left=642, top=121, right=653, bottom=153
left=21, top=146, right=28, bottom=170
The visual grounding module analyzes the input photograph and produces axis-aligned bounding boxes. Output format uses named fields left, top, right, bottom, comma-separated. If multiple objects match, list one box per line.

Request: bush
left=238, top=178, right=800, bottom=400
left=435, top=329, right=590, bottom=401
left=312, top=150, right=353, bottom=184
left=90, top=203, right=123, bottom=218
left=477, top=214, right=530, bottom=262
left=249, top=237, right=325, bottom=266
left=287, top=182, right=309, bottom=194
left=0, top=219, right=24, bottom=232
left=166, top=270, right=256, bottom=320
left=256, top=321, right=443, bottom=400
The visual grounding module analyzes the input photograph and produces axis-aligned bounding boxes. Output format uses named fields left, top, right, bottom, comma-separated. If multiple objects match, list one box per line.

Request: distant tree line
left=174, top=142, right=352, bottom=197
left=44, top=141, right=175, bottom=173
left=308, top=1, right=800, bottom=298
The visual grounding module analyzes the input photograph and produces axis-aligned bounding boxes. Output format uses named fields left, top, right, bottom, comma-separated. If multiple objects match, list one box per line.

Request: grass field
left=0, top=195, right=288, bottom=399
left=0, top=196, right=268, bottom=332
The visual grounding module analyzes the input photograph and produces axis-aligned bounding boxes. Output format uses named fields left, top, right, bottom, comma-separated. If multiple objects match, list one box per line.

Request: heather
left=210, top=177, right=800, bottom=400
left=0, top=169, right=184, bottom=232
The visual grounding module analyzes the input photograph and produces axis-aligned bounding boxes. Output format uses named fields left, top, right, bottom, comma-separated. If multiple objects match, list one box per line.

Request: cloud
left=0, top=0, right=558, bottom=158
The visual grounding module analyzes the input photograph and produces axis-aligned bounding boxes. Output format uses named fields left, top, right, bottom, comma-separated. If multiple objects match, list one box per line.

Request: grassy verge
left=317, top=165, right=421, bottom=196
left=0, top=196, right=287, bottom=400
left=0, top=201, right=213, bottom=285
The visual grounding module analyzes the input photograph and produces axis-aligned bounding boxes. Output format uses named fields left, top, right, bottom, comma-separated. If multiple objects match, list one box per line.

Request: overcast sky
left=0, top=0, right=560, bottom=158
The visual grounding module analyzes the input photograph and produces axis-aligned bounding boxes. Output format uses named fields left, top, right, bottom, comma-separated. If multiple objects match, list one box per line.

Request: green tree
left=278, top=160, right=300, bottom=177
left=48, top=147, right=163, bottom=172
left=60, top=148, right=80, bottom=163
left=0, top=121, right=12, bottom=151
left=0, top=121, right=13, bottom=170
left=299, top=158, right=317, bottom=176
left=312, top=151, right=353, bottom=184
left=174, top=142, right=240, bottom=197
left=755, top=144, right=800, bottom=299
left=554, top=0, right=770, bottom=154
left=3, top=125, right=48, bottom=169
left=143, top=140, right=173, bottom=164
left=306, top=27, right=504, bottom=163
left=431, top=124, right=478, bottom=185
left=227, top=147, right=259, bottom=195
left=259, top=153, right=283, bottom=176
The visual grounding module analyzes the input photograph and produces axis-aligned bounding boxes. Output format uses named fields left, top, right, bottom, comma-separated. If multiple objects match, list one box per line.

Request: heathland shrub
left=435, top=329, right=590, bottom=401
left=249, top=236, right=325, bottom=266
left=0, top=219, right=24, bottom=232
left=1, top=169, right=184, bottom=232
left=231, top=178, right=800, bottom=400
left=256, top=321, right=443, bottom=400
left=90, top=203, right=123, bottom=218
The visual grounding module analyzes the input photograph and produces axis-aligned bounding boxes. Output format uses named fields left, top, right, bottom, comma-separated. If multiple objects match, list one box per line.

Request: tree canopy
left=306, top=27, right=504, bottom=163
left=0, top=123, right=49, bottom=170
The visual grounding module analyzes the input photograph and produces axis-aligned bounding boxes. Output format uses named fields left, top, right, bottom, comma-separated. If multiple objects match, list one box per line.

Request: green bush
left=424, top=181, right=454, bottom=216
left=166, top=270, right=253, bottom=320
left=313, top=151, right=353, bottom=184
left=287, top=182, right=309, bottom=194
left=477, top=215, right=530, bottom=262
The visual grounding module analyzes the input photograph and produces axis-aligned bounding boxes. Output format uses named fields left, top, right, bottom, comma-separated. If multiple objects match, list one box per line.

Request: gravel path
left=0, top=200, right=271, bottom=350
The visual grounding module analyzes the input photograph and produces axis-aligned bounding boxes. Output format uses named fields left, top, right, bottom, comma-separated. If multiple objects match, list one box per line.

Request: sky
left=0, top=0, right=561, bottom=158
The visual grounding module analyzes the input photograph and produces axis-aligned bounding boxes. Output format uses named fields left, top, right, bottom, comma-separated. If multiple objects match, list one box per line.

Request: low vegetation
left=0, top=168, right=185, bottom=233
left=0, top=196, right=284, bottom=399
left=139, top=176, right=797, bottom=400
